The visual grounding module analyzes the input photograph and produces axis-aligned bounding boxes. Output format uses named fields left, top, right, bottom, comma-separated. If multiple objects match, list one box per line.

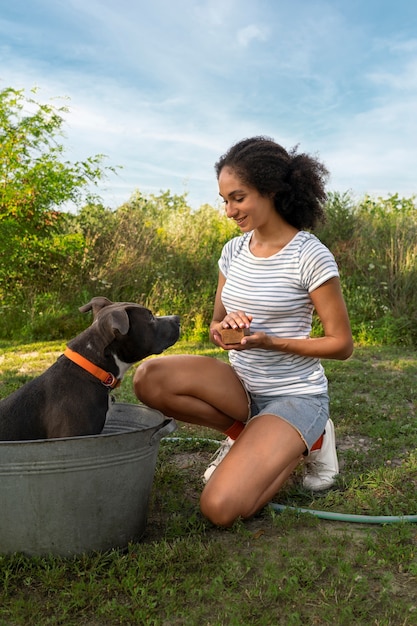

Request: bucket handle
left=150, top=418, right=177, bottom=445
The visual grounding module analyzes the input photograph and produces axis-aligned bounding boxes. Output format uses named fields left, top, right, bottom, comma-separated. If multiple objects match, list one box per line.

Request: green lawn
left=1, top=340, right=417, bottom=625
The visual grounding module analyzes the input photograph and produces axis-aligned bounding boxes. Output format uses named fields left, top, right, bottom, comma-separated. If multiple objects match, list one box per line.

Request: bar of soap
left=220, top=327, right=251, bottom=344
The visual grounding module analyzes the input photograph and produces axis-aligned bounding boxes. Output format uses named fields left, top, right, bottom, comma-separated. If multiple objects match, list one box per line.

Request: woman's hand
left=211, top=311, right=254, bottom=351
left=220, top=310, right=252, bottom=331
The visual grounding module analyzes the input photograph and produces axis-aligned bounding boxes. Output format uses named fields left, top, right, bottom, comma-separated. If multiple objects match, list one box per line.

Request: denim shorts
left=248, top=393, right=329, bottom=452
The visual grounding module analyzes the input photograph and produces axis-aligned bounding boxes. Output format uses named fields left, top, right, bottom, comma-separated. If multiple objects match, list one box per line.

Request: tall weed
left=317, top=192, right=417, bottom=345
left=1, top=189, right=417, bottom=345
left=72, top=191, right=239, bottom=335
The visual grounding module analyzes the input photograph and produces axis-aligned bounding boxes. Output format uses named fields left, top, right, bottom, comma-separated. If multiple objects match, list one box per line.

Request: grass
left=1, top=340, right=417, bottom=625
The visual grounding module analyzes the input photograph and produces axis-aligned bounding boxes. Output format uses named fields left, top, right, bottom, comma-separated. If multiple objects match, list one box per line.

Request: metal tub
left=0, top=403, right=176, bottom=556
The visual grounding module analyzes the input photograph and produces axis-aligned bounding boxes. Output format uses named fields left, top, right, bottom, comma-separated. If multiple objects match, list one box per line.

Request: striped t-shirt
left=219, top=230, right=339, bottom=396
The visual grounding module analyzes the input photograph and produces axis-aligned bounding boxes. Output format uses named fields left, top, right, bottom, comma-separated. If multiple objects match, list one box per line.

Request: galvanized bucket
left=0, top=403, right=176, bottom=556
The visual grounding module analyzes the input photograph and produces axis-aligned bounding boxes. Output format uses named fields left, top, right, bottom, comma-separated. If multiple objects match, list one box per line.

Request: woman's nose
left=225, top=202, right=238, bottom=218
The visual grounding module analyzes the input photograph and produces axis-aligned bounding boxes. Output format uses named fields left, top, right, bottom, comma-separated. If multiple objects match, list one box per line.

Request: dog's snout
left=159, top=314, right=180, bottom=326
left=171, top=315, right=181, bottom=334
left=153, top=314, right=181, bottom=352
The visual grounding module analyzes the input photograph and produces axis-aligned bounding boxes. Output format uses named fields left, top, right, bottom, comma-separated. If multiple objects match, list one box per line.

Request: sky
left=1, top=0, right=417, bottom=211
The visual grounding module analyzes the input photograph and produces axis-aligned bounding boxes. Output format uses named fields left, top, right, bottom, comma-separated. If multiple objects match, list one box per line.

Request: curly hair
left=214, top=136, right=328, bottom=230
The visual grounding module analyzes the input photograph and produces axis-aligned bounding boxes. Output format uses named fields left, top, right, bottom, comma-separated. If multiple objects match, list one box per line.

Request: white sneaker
left=203, top=437, right=234, bottom=483
left=303, top=419, right=339, bottom=491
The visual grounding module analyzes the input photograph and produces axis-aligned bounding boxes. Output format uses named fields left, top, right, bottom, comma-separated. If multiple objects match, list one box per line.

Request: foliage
left=2, top=185, right=417, bottom=345
left=0, top=87, right=113, bottom=304
left=316, top=192, right=417, bottom=346
left=68, top=191, right=240, bottom=338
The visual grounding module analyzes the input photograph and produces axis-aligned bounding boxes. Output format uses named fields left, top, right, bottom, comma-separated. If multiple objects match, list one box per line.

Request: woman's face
left=218, top=166, right=275, bottom=232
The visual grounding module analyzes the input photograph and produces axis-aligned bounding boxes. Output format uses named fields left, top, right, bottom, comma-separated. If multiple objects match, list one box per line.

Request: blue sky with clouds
left=1, top=0, right=416, bottom=210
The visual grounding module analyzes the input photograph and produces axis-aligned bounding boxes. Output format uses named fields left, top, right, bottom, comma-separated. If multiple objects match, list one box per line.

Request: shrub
left=317, top=192, right=417, bottom=346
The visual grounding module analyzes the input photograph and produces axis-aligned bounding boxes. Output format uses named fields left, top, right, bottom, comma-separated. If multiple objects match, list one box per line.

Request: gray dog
left=0, top=297, right=180, bottom=440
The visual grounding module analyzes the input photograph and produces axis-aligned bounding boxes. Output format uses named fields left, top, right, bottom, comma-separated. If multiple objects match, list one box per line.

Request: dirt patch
left=337, top=433, right=374, bottom=454
left=169, top=450, right=212, bottom=472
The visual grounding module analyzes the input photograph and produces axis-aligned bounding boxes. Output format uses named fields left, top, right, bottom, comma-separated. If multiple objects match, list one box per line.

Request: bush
left=317, top=192, right=417, bottom=346
left=2, top=180, right=417, bottom=347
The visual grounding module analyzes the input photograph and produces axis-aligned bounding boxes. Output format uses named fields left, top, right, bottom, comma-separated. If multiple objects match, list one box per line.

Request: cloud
left=324, top=86, right=417, bottom=197
left=1, top=0, right=417, bottom=209
left=237, top=24, right=268, bottom=47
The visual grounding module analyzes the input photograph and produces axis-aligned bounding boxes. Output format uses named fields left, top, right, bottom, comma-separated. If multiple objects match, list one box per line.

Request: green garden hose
left=269, top=502, right=417, bottom=524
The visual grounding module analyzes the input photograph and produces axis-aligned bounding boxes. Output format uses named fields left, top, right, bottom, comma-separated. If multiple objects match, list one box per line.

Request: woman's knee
left=200, top=487, right=245, bottom=528
left=133, top=359, right=163, bottom=405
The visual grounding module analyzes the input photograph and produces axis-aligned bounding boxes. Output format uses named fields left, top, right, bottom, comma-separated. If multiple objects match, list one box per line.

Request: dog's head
left=77, top=297, right=180, bottom=365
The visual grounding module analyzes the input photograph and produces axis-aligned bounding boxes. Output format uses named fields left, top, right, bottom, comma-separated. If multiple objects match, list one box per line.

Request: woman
left=134, top=136, right=353, bottom=527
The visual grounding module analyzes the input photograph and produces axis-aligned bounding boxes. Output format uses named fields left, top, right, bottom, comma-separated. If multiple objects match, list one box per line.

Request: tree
left=0, top=86, right=115, bottom=295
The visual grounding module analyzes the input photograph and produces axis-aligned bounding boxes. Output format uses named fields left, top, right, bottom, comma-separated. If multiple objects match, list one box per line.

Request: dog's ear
left=98, top=308, right=130, bottom=341
left=79, top=297, right=114, bottom=318
left=109, top=309, right=130, bottom=336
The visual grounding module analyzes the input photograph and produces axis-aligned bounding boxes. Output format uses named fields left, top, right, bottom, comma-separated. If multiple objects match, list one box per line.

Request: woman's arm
left=209, top=272, right=227, bottom=345
left=306, top=276, right=353, bottom=359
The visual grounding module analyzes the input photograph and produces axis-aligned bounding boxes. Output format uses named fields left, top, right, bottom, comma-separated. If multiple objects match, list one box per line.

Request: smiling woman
left=134, top=135, right=353, bottom=528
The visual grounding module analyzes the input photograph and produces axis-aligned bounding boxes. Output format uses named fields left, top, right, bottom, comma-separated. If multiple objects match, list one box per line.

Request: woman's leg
left=200, top=414, right=306, bottom=527
left=133, top=355, right=249, bottom=432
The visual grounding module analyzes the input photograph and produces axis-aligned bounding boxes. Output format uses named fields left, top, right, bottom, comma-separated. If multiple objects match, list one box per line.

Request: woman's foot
left=303, top=419, right=339, bottom=491
left=203, top=437, right=235, bottom=483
